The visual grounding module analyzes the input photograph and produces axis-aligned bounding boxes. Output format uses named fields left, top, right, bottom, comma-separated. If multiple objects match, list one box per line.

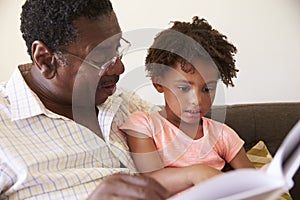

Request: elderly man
left=0, top=0, right=169, bottom=199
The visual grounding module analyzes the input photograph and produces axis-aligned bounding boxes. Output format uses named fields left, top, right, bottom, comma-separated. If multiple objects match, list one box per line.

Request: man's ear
left=152, top=77, right=164, bottom=93
left=31, top=41, right=56, bottom=79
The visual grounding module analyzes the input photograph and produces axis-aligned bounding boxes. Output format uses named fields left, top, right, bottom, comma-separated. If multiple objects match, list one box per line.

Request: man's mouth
left=97, top=78, right=118, bottom=95
left=103, top=84, right=116, bottom=95
left=97, top=76, right=119, bottom=88
left=99, top=82, right=117, bottom=88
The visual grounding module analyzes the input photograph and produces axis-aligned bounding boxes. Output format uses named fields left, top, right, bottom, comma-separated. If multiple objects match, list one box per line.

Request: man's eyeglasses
left=62, top=37, right=131, bottom=71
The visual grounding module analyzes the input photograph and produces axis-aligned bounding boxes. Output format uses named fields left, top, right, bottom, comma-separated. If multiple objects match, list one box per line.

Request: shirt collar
left=7, top=64, right=68, bottom=121
left=97, top=88, right=123, bottom=142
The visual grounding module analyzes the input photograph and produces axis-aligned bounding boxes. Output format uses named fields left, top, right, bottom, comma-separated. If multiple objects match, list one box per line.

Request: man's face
left=56, top=12, right=124, bottom=107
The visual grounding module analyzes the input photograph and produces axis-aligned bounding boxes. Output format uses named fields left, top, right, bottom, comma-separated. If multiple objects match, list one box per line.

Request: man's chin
left=95, top=85, right=117, bottom=105
left=102, top=84, right=117, bottom=96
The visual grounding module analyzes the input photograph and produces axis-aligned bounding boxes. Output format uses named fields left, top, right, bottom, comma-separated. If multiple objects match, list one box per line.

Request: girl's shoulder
left=202, top=117, right=237, bottom=137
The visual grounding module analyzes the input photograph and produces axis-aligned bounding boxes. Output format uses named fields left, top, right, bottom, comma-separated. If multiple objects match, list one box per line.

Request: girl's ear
left=31, top=40, right=56, bottom=79
left=152, top=76, right=164, bottom=93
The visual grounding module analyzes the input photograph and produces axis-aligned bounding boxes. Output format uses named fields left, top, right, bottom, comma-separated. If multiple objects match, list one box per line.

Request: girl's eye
left=177, top=86, right=190, bottom=92
left=203, top=87, right=216, bottom=93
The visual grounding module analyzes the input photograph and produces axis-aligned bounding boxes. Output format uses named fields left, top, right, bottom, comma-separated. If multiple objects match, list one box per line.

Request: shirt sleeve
left=126, top=92, right=160, bottom=113
left=220, top=124, right=245, bottom=162
left=119, top=111, right=153, bottom=138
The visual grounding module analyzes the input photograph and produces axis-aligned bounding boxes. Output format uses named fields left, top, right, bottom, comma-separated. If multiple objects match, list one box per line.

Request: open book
left=169, top=120, right=300, bottom=200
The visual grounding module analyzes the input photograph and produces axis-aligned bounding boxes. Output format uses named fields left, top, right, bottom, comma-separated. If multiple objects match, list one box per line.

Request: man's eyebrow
left=92, top=46, right=109, bottom=53
left=90, top=44, right=116, bottom=56
left=93, top=37, right=121, bottom=51
left=93, top=43, right=113, bottom=51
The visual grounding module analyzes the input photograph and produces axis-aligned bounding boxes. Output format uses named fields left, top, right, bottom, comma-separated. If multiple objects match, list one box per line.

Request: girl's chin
left=180, top=114, right=203, bottom=125
left=182, top=118, right=202, bottom=125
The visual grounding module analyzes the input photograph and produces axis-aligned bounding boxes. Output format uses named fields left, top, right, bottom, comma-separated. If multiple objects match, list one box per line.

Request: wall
left=1, top=0, right=299, bottom=105
left=0, top=1, right=29, bottom=81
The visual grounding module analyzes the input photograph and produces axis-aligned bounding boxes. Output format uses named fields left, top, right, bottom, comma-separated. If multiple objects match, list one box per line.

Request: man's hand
left=88, top=173, right=171, bottom=200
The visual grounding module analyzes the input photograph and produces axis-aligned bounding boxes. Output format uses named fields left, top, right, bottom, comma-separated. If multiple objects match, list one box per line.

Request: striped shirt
left=0, top=64, right=156, bottom=199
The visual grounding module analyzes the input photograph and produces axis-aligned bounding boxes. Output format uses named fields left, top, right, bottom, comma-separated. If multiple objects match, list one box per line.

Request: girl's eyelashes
left=203, top=87, right=216, bottom=93
left=176, top=86, right=190, bottom=92
left=175, top=85, right=216, bottom=93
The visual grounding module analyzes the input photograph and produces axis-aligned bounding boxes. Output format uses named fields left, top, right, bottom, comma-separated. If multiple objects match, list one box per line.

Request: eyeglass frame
left=60, top=37, right=131, bottom=71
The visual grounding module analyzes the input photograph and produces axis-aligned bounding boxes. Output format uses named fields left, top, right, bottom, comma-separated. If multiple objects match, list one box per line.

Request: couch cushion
left=246, top=141, right=292, bottom=200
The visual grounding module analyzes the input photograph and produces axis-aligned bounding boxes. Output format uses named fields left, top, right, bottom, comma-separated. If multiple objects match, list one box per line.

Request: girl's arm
left=126, top=131, right=164, bottom=173
left=144, top=164, right=222, bottom=194
left=126, top=131, right=222, bottom=195
left=229, top=147, right=254, bottom=169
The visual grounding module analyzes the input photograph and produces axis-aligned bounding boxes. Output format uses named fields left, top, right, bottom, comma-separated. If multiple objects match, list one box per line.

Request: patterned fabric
left=120, top=111, right=244, bottom=170
left=0, top=64, right=156, bottom=199
left=246, top=141, right=292, bottom=200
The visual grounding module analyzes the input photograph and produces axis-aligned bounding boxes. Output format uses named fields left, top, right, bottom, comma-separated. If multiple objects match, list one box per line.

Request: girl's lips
left=184, top=110, right=202, bottom=118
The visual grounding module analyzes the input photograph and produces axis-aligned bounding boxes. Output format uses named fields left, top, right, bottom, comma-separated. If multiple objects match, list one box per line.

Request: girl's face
left=154, top=59, right=219, bottom=127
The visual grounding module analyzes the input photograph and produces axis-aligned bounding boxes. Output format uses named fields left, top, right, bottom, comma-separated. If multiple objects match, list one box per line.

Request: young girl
left=120, top=16, right=253, bottom=195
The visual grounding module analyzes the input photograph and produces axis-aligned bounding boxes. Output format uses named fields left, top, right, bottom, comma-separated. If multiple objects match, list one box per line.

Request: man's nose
left=105, top=58, right=125, bottom=76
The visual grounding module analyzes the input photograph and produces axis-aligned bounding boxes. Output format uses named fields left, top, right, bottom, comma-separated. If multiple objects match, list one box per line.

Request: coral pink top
left=120, top=111, right=244, bottom=170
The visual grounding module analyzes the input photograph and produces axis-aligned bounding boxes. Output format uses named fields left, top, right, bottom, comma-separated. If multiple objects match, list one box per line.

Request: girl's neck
left=159, top=108, right=204, bottom=140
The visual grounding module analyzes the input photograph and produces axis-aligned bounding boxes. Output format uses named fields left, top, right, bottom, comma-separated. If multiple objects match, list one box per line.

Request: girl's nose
left=189, top=90, right=202, bottom=106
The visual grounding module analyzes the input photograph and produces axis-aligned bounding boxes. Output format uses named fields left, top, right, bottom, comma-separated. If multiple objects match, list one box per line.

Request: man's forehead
left=70, top=13, right=121, bottom=53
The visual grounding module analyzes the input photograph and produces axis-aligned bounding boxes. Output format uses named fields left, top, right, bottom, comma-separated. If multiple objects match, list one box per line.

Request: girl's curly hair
left=145, top=16, right=239, bottom=87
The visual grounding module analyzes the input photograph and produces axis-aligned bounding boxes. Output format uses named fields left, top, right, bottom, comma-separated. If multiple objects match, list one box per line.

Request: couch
left=207, top=102, right=300, bottom=199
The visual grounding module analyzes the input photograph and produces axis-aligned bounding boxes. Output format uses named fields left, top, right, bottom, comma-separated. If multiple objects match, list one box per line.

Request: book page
left=168, top=169, right=285, bottom=200
left=266, top=120, right=300, bottom=185
left=169, top=120, right=300, bottom=200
